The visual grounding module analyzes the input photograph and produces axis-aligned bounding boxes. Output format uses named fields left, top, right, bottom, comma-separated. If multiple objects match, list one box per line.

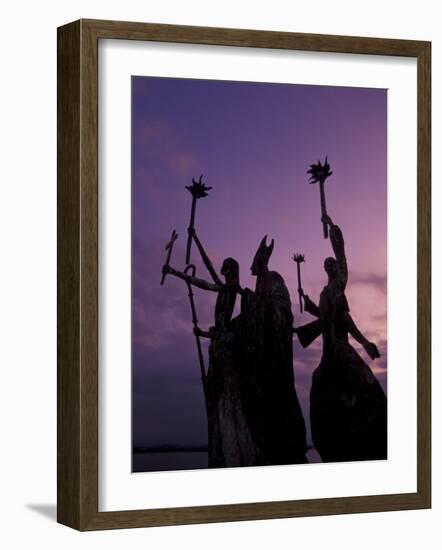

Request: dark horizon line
left=133, top=444, right=209, bottom=454
left=133, top=443, right=316, bottom=454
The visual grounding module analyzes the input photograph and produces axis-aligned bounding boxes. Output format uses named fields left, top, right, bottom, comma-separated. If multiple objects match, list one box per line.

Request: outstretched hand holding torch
left=293, top=253, right=305, bottom=313
left=307, top=156, right=333, bottom=239
left=185, top=175, right=212, bottom=264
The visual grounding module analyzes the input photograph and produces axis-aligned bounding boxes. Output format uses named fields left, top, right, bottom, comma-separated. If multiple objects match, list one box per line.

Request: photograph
left=131, top=76, right=388, bottom=472
left=0, top=0, right=434, bottom=540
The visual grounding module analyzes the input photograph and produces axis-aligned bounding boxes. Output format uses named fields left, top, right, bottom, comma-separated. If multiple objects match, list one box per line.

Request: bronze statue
left=160, top=166, right=387, bottom=469
left=162, top=228, right=257, bottom=467
left=238, top=236, right=307, bottom=465
left=295, top=214, right=387, bottom=462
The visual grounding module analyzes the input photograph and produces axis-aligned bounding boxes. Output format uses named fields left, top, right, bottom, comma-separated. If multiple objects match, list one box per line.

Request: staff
left=293, top=253, right=305, bottom=313
left=185, top=175, right=212, bottom=264
left=307, top=156, right=333, bottom=239
left=160, top=229, right=178, bottom=285
left=184, top=264, right=208, bottom=412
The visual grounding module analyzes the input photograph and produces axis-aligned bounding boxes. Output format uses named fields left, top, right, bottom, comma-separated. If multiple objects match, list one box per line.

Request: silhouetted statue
left=238, top=236, right=307, bottom=465
left=162, top=228, right=257, bottom=467
left=295, top=215, right=387, bottom=462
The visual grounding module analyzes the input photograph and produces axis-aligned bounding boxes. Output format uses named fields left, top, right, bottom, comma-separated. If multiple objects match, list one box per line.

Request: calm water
left=133, top=447, right=321, bottom=473
left=133, top=451, right=209, bottom=472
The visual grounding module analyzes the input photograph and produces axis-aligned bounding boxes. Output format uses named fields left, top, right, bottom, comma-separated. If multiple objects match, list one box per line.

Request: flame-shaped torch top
left=185, top=174, right=212, bottom=199
left=307, top=156, right=333, bottom=185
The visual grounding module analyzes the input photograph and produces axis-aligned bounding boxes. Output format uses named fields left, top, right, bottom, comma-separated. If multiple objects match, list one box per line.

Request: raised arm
left=163, top=265, right=222, bottom=292
left=189, top=228, right=222, bottom=285
left=324, top=215, right=348, bottom=289
left=344, top=311, right=380, bottom=360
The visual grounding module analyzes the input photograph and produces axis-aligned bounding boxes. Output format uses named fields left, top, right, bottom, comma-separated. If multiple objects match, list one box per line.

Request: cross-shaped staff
left=160, top=232, right=209, bottom=413
left=307, top=156, right=333, bottom=239
left=293, top=253, right=305, bottom=313
left=160, top=229, right=178, bottom=285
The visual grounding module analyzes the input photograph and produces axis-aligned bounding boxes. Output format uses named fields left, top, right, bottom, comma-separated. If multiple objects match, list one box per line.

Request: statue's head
left=221, top=257, right=239, bottom=283
left=251, top=235, right=274, bottom=276
left=324, top=256, right=337, bottom=279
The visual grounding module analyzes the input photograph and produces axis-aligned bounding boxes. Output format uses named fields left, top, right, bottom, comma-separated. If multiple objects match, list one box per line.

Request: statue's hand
left=303, top=294, right=316, bottom=315
left=193, top=326, right=203, bottom=337
left=364, top=341, right=380, bottom=360
left=321, top=214, right=334, bottom=227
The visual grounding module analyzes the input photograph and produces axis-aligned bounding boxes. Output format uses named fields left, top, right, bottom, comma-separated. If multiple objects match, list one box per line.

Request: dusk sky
left=132, top=76, right=387, bottom=469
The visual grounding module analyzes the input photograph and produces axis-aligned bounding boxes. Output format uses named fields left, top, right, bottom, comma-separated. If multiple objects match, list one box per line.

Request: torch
left=293, top=253, right=305, bottom=313
left=185, top=175, right=212, bottom=265
left=307, top=156, right=333, bottom=239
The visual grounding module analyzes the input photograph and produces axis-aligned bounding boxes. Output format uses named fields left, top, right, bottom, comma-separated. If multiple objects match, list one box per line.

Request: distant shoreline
left=133, top=445, right=208, bottom=454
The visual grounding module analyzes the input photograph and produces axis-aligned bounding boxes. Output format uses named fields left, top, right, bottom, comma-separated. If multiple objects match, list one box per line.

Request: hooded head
left=324, top=256, right=337, bottom=280
left=221, top=257, right=240, bottom=283
left=250, top=235, right=274, bottom=276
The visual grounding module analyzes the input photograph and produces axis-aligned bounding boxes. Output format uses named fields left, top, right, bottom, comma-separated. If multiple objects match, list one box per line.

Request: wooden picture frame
left=57, top=18, right=431, bottom=530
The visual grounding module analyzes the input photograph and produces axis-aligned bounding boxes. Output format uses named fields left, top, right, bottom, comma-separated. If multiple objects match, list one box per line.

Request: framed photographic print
left=57, top=19, right=431, bottom=530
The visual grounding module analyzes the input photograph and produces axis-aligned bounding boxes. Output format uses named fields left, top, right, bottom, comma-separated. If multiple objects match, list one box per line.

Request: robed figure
left=163, top=229, right=257, bottom=468
left=296, top=215, right=387, bottom=462
left=238, top=236, right=308, bottom=465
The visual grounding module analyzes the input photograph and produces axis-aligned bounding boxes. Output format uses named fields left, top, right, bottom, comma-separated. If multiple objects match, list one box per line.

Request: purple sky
left=132, top=76, right=387, bottom=462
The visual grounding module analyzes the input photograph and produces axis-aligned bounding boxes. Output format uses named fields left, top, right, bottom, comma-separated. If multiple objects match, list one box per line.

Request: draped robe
left=297, top=224, right=387, bottom=462
left=237, top=270, right=307, bottom=465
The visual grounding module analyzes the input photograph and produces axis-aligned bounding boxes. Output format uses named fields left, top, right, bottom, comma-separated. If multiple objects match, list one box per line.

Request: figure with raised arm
left=162, top=228, right=257, bottom=467
left=294, top=215, right=387, bottom=462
